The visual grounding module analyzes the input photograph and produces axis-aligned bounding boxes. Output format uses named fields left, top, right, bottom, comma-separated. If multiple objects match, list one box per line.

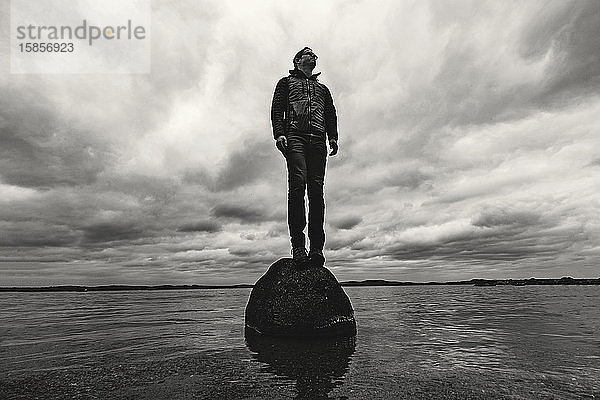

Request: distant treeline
left=0, top=277, right=598, bottom=292
left=0, top=284, right=254, bottom=292
left=341, top=277, right=600, bottom=287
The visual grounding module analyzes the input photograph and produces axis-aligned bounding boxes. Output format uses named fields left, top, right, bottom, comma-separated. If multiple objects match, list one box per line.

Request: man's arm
left=324, top=86, right=338, bottom=155
left=270, top=77, right=288, bottom=140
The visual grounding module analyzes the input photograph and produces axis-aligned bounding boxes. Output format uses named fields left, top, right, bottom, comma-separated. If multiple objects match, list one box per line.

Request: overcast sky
left=1, top=0, right=599, bottom=286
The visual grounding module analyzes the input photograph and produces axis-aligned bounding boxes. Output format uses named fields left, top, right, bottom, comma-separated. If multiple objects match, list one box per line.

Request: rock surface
left=245, top=258, right=357, bottom=337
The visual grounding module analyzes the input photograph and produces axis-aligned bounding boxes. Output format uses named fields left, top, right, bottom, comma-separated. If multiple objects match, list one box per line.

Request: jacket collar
left=289, top=68, right=321, bottom=80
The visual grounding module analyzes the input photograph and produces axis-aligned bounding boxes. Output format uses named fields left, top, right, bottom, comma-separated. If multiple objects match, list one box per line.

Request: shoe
left=292, top=247, right=309, bottom=265
left=308, top=249, right=325, bottom=267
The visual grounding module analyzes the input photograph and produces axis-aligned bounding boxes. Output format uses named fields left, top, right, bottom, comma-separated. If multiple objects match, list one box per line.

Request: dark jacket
left=271, top=69, right=338, bottom=141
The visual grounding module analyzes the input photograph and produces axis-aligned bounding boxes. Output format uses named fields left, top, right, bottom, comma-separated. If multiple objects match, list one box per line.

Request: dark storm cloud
left=330, top=215, right=363, bottom=230
left=385, top=231, right=580, bottom=263
left=0, top=222, right=81, bottom=247
left=522, top=1, right=600, bottom=104
left=0, top=189, right=143, bottom=248
left=210, top=204, right=267, bottom=224
left=177, top=220, right=222, bottom=233
left=381, top=208, right=582, bottom=264
left=0, top=88, right=109, bottom=189
left=228, top=247, right=255, bottom=257
left=81, top=221, right=145, bottom=243
left=181, top=136, right=282, bottom=192
left=213, top=136, right=281, bottom=191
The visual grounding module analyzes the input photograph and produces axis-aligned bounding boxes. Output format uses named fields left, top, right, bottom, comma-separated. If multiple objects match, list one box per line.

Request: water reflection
left=245, top=335, right=356, bottom=399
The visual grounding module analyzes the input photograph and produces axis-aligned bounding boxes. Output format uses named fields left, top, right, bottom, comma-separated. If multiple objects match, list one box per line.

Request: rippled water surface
left=1, top=286, right=599, bottom=399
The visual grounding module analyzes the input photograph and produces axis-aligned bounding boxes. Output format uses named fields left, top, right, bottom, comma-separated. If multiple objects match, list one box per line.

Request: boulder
left=244, top=258, right=357, bottom=338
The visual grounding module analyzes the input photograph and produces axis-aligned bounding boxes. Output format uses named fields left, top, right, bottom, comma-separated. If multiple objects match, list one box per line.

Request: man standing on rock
left=270, top=47, right=339, bottom=267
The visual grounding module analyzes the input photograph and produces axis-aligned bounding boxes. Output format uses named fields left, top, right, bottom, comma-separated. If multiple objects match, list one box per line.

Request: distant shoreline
left=1, top=277, right=598, bottom=292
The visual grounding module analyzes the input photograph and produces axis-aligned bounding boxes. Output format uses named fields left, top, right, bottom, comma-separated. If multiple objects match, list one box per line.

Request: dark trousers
left=285, top=134, right=327, bottom=251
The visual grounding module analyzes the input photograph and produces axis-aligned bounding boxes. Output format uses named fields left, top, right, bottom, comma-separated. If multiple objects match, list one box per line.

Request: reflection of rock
left=246, top=334, right=356, bottom=399
left=245, top=258, right=357, bottom=337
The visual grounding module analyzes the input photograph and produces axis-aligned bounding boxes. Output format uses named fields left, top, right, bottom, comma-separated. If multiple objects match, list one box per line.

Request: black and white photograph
left=1, top=0, right=599, bottom=398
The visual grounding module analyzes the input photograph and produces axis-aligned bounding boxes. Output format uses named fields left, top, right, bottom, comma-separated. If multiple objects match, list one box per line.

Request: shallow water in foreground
left=1, top=285, right=599, bottom=399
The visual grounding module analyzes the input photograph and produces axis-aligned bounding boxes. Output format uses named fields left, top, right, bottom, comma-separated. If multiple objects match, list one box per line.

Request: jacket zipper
left=307, top=78, right=311, bottom=131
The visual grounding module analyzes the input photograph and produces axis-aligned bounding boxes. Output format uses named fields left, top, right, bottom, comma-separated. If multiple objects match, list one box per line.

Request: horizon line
left=1, top=277, right=599, bottom=292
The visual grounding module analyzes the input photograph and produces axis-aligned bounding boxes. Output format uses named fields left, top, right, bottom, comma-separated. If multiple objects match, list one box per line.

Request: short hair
left=293, top=47, right=313, bottom=67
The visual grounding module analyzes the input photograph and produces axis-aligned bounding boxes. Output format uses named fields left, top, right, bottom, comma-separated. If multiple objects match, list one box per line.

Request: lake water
left=1, top=286, right=599, bottom=399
